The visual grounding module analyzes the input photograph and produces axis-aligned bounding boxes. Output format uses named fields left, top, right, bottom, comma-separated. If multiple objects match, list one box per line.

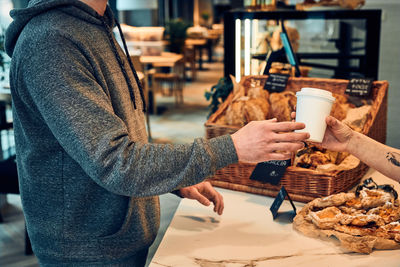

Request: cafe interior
left=1, top=0, right=400, bottom=266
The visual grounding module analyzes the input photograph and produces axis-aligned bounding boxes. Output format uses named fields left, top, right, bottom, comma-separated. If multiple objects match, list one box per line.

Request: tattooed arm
left=322, top=116, right=400, bottom=182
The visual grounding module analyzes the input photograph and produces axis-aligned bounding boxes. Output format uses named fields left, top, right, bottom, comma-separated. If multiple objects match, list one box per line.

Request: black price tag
left=249, top=159, right=290, bottom=185
left=345, top=78, right=373, bottom=97
left=264, top=73, right=290, bottom=93
left=269, top=186, right=297, bottom=220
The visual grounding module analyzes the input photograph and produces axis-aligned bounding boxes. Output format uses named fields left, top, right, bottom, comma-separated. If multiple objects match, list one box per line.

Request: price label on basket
left=270, top=186, right=297, bottom=220
left=264, top=73, right=290, bottom=93
left=249, top=159, right=290, bottom=185
left=345, top=78, right=373, bottom=97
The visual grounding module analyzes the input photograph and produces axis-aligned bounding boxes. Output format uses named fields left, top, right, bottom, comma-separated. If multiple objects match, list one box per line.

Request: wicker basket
left=205, top=76, right=388, bottom=203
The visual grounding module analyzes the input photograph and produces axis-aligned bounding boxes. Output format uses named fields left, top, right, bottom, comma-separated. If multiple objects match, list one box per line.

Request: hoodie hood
left=5, top=0, right=114, bottom=57
left=6, top=0, right=146, bottom=111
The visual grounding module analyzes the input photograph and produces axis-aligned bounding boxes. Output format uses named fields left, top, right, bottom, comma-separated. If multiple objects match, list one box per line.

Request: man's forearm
left=347, top=131, right=400, bottom=182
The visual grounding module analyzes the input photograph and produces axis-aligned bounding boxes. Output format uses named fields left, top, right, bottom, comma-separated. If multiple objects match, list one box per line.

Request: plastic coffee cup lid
left=296, top=87, right=335, bottom=102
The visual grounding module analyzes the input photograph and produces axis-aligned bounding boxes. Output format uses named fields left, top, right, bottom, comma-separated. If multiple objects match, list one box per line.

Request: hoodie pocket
left=97, top=195, right=160, bottom=244
left=97, top=197, right=136, bottom=240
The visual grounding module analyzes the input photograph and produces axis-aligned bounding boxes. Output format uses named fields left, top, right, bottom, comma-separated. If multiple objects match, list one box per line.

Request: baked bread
left=293, top=143, right=350, bottom=170
left=269, top=91, right=296, bottom=122
left=225, top=100, right=246, bottom=126
left=294, top=187, right=400, bottom=254
left=243, top=98, right=270, bottom=122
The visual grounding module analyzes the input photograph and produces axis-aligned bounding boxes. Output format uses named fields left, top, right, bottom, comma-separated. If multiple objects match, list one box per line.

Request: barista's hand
left=231, top=119, right=309, bottom=163
left=179, top=181, right=224, bottom=215
left=321, top=116, right=354, bottom=152
left=291, top=112, right=354, bottom=152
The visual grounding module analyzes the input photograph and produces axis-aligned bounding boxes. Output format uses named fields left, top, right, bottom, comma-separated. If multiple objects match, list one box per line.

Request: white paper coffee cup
left=295, top=88, right=335, bottom=143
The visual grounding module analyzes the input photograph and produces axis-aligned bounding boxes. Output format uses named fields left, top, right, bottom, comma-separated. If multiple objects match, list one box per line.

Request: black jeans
left=0, top=155, right=19, bottom=194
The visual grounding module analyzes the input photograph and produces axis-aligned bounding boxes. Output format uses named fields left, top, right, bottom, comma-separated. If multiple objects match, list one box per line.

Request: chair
left=151, top=58, right=185, bottom=114
left=130, top=55, right=153, bottom=140
left=183, top=45, right=197, bottom=81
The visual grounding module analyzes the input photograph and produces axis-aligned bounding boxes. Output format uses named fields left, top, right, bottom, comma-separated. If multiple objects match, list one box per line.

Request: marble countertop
left=150, top=168, right=400, bottom=267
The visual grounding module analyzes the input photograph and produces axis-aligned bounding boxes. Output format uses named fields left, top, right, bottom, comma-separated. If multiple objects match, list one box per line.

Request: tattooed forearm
left=386, top=152, right=400, bottom=167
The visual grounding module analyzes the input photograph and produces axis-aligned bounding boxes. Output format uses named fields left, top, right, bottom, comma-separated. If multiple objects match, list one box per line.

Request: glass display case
left=223, top=9, right=381, bottom=82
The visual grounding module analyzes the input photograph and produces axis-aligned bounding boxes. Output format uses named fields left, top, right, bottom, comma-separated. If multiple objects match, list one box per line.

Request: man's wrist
left=230, top=134, right=241, bottom=162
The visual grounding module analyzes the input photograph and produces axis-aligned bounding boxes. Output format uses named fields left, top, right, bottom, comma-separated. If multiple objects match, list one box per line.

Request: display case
left=224, top=9, right=381, bottom=81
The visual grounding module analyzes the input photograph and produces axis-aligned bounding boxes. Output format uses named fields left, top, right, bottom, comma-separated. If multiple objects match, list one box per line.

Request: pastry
left=293, top=185, right=400, bottom=254
left=247, top=85, right=269, bottom=100
left=243, top=98, right=270, bottom=122
left=269, top=91, right=296, bottom=122
left=225, top=100, right=246, bottom=126
left=330, top=101, right=348, bottom=121
left=308, top=206, right=342, bottom=229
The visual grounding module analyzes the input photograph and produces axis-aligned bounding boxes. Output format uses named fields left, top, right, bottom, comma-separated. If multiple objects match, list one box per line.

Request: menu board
left=345, top=78, right=373, bottom=97
left=250, top=159, right=291, bottom=185
left=264, top=73, right=290, bottom=93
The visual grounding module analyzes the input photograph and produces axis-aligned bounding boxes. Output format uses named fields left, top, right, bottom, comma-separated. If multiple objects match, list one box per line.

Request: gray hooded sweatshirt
left=5, top=0, right=238, bottom=265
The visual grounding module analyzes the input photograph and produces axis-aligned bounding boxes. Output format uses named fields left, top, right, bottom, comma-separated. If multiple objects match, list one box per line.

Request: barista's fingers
left=291, top=111, right=296, bottom=121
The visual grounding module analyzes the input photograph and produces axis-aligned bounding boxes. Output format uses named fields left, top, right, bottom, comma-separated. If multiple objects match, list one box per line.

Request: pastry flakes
left=294, top=187, right=400, bottom=254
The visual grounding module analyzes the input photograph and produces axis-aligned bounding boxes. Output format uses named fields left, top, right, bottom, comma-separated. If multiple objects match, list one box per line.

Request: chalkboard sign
left=269, top=186, right=297, bottom=220
left=263, top=73, right=290, bottom=93
left=250, top=159, right=290, bottom=185
left=345, top=78, right=373, bottom=97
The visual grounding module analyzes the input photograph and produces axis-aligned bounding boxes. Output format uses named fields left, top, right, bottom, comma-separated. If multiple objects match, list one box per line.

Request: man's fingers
left=264, top=152, right=292, bottom=161
left=204, top=182, right=224, bottom=215
left=269, top=141, right=305, bottom=152
left=268, top=121, right=306, bottom=132
left=191, top=190, right=211, bottom=206
left=217, top=193, right=224, bottom=215
left=273, top=132, right=310, bottom=143
left=211, top=190, right=224, bottom=215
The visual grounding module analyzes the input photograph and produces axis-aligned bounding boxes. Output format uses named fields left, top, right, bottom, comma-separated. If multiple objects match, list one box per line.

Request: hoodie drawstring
left=100, top=17, right=147, bottom=112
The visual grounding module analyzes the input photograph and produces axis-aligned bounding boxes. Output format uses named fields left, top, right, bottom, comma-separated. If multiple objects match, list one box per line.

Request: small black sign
left=270, top=186, right=297, bottom=220
left=345, top=78, right=373, bottom=97
left=250, top=159, right=290, bottom=185
left=264, top=73, right=290, bottom=93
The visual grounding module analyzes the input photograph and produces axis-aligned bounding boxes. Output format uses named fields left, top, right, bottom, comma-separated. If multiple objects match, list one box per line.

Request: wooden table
left=139, top=53, right=184, bottom=118
left=150, top=169, right=400, bottom=266
left=185, top=39, right=207, bottom=70
left=140, top=52, right=184, bottom=67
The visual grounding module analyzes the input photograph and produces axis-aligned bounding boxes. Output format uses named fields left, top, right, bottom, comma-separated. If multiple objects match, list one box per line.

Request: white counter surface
left=150, top=169, right=400, bottom=267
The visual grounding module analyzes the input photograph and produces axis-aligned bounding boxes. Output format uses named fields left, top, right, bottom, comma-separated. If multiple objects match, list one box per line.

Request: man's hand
left=231, top=119, right=309, bottom=163
left=178, top=181, right=224, bottom=215
left=321, top=116, right=353, bottom=152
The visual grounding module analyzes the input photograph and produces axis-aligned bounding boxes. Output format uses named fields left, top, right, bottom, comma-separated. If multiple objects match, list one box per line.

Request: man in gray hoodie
left=5, top=0, right=309, bottom=265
